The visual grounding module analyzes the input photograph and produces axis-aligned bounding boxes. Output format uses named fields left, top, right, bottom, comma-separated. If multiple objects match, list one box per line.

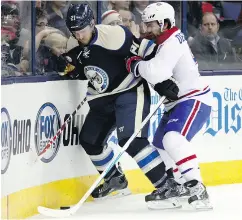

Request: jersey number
left=175, top=33, right=185, bottom=44
left=176, top=33, right=197, bottom=65
left=130, top=40, right=139, bottom=55
left=70, top=15, right=76, bottom=21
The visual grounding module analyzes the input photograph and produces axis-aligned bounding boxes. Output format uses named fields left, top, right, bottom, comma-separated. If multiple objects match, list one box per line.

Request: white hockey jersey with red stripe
left=138, top=27, right=213, bottom=111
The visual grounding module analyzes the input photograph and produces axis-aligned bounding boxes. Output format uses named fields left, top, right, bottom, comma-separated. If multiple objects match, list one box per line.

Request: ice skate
left=91, top=163, right=131, bottom=200
left=177, top=183, right=191, bottom=200
left=184, top=180, right=213, bottom=210
left=145, top=178, right=181, bottom=210
left=166, top=168, right=190, bottom=200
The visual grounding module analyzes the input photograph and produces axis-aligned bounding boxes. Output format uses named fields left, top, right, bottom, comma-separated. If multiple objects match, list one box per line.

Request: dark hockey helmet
left=66, top=3, right=94, bottom=32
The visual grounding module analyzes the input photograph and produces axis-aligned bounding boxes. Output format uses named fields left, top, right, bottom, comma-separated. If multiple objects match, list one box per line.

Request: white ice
left=30, top=183, right=242, bottom=220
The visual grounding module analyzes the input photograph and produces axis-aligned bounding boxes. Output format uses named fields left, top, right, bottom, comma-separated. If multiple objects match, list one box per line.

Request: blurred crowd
left=1, top=0, right=242, bottom=77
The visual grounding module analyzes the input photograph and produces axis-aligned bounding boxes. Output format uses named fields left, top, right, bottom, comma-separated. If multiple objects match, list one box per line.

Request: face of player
left=201, top=14, right=219, bottom=37
left=145, top=21, right=162, bottom=37
left=72, top=25, right=94, bottom=46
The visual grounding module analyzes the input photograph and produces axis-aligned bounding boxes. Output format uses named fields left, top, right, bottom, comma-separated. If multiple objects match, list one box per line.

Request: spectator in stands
left=131, top=0, right=149, bottom=24
left=1, top=41, right=21, bottom=76
left=35, top=7, right=49, bottom=34
left=108, top=1, right=130, bottom=11
left=36, top=32, right=68, bottom=74
left=20, top=27, right=59, bottom=73
left=101, top=9, right=140, bottom=38
left=1, top=1, right=22, bottom=65
left=118, top=9, right=133, bottom=27
left=34, top=8, right=59, bottom=53
left=46, top=1, right=71, bottom=38
left=190, top=12, right=236, bottom=69
left=118, top=9, right=140, bottom=38
left=101, top=10, right=123, bottom=26
left=17, top=1, right=31, bottom=48
left=1, top=0, right=26, bottom=76
left=20, top=7, right=59, bottom=74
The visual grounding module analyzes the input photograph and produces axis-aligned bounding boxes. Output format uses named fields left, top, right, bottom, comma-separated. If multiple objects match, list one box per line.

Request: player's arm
left=95, top=25, right=148, bottom=58
left=126, top=36, right=183, bottom=100
left=114, top=25, right=138, bottom=56
left=136, top=38, right=183, bottom=84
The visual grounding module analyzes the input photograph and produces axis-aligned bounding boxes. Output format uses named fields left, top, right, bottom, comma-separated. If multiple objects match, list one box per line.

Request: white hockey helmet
left=142, top=2, right=175, bottom=30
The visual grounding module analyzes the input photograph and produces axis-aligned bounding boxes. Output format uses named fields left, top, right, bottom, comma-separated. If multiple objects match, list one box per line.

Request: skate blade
left=93, top=188, right=131, bottom=201
left=147, top=198, right=182, bottom=210
left=190, top=199, right=213, bottom=210
left=179, top=195, right=190, bottom=202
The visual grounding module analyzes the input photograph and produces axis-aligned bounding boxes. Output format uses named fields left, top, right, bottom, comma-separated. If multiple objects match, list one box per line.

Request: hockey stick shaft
left=38, top=96, right=165, bottom=217
left=36, top=96, right=87, bottom=160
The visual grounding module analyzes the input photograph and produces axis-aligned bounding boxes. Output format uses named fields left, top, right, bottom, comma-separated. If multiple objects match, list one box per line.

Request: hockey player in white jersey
left=126, top=2, right=213, bottom=210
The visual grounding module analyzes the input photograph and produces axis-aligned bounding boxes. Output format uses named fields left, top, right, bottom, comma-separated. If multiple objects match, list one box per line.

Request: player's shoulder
left=166, top=30, right=184, bottom=45
left=158, top=30, right=186, bottom=52
left=93, top=24, right=130, bottom=50
left=173, top=30, right=186, bottom=42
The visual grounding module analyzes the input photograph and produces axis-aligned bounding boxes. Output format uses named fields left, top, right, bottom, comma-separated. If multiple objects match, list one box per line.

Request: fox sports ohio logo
left=1, top=108, right=12, bottom=174
left=34, top=103, right=61, bottom=163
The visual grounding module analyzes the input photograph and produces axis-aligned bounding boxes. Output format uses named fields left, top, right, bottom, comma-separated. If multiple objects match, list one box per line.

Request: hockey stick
left=32, top=96, right=87, bottom=163
left=37, top=96, right=166, bottom=218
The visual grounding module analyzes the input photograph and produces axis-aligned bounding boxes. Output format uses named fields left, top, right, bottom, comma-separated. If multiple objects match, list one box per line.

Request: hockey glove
left=125, top=55, right=142, bottom=77
left=154, top=79, right=179, bottom=101
left=57, top=55, right=79, bottom=79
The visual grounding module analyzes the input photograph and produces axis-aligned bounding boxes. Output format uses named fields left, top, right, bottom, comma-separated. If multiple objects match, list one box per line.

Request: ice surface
left=30, top=184, right=242, bottom=220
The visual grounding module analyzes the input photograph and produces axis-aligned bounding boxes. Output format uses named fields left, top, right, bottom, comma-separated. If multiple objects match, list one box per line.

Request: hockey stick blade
left=38, top=96, right=165, bottom=218
left=32, top=97, right=87, bottom=164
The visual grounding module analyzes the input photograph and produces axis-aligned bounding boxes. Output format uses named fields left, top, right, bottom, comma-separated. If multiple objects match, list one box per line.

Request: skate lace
left=189, top=183, right=204, bottom=197
left=155, top=178, right=174, bottom=194
left=97, top=181, right=110, bottom=193
left=178, top=184, right=188, bottom=194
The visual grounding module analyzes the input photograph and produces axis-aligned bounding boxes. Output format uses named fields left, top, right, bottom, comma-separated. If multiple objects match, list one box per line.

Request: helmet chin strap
left=159, top=22, right=164, bottom=32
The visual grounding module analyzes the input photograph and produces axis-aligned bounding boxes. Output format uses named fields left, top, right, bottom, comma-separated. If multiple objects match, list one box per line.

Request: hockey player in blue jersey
left=57, top=3, right=179, bottom=201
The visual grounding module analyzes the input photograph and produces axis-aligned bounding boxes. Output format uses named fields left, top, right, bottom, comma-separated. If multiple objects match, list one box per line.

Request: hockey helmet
left=142, top=2, right=175, bottom=30
left=66, top=3, right=94, bottom=32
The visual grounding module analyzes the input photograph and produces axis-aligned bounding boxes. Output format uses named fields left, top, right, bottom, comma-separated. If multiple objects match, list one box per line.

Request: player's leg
left=151, top=99, right=212, bottom=209
left=115, top=83, right=180, bottom=207
left=151, top=111, right=189, bottom=200
left=79, top=98, right=130, bottom=199
left=158, top=149, right=186, bottom=184
left=143, top=111, right=185, bottom=209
